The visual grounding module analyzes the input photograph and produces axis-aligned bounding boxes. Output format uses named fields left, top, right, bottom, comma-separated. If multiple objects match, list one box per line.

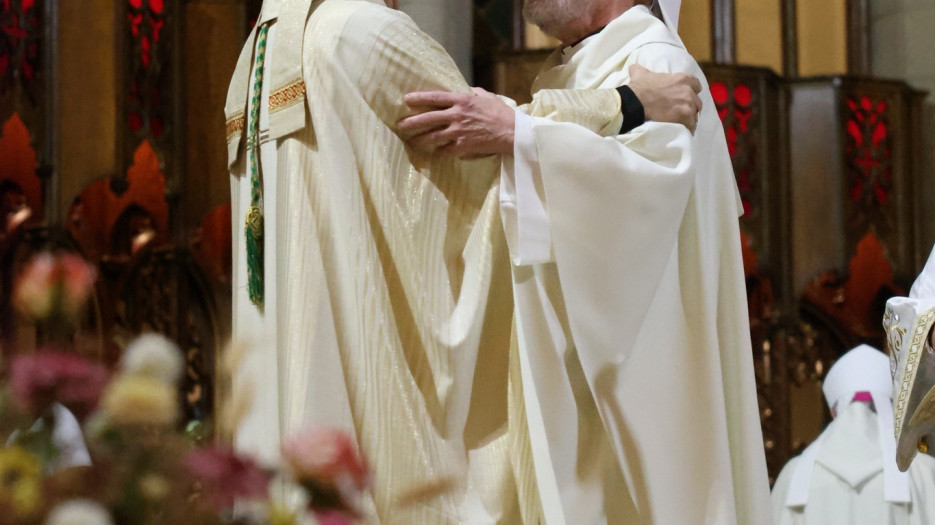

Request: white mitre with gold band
left=885, top=244, right=935, bottom=471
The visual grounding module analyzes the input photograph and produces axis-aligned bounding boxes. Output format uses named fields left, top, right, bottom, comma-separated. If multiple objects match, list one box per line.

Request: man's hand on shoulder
left=628, top=64, right=702, bottom=133
left=398, top=88, right=515, bottom=158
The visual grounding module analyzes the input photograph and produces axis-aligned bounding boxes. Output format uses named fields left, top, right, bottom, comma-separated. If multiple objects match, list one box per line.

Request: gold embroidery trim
left=269, top=80, right=306, bottom=113
left=226, top=114, right=245, bottom=142
left=894, top=308, right=935, bottom=441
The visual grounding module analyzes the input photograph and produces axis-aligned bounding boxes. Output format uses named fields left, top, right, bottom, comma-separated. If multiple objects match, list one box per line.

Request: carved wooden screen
left=0, top=0, right=52, bottom=349
left=114, top=0, right=217, bottom=427
left=790, top=77, right=926, bottom=330
left=0, top=0, right=216, bottom=429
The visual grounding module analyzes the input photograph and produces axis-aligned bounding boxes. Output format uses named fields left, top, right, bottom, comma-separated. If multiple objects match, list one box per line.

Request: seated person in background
left=771, top=344, right=935, bottom=525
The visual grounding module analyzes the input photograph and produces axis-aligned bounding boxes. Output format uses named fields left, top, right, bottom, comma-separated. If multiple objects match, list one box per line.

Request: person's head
left=522, top=0, right=651, bottom=45
left=822, top=344, right=891, bottom=418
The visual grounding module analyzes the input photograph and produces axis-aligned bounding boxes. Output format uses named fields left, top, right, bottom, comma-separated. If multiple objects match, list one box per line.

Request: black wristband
left=616, top=85, right=646, bottom=134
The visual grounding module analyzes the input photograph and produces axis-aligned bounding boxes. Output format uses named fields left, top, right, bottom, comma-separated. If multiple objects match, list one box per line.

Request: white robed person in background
left=224, top=0, right=701, bottom=521
left=771, top=344, right=935, bottom=525
left=400, top=0, right=772, bottom=523
left=886, top=242, right=935, bottom=470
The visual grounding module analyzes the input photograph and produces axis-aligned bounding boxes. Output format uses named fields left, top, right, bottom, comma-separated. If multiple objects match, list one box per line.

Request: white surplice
left=501, top=6, right=772, bottom=524
left=886, top=244, right=935, bottom=470
left=772, top=401, right=935, bottom=525
left=226, top=0, right=624, bottom=521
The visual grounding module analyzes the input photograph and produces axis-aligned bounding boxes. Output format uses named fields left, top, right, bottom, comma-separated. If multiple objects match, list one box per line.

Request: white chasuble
left=503, top=6, right=772, bottom=524
left=225, top=0, right=623, bottom=522
left=887, top=243, right=935, bottom=470
left=771, top=402, right=935, bottom=525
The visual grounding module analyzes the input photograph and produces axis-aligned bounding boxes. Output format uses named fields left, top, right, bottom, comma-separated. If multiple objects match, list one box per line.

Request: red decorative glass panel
left=844, top=95, right=891, bottom=205
left=125, top=0, right=168, bottom=142
left=710, top=81, right=757, bottom=218
left=0, top=0, right=41, bottom=98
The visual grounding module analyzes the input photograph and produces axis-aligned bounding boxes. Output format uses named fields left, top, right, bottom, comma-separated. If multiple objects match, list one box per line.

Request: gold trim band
left=270, top=80, right=306, bottom=113
left=226, top=114, right=245, bottom=142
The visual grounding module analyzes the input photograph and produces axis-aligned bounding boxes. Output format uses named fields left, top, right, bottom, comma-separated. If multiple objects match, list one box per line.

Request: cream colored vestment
left=501, top=6, right=772, bottom=524
left=225, top=0, right=622, bottom=522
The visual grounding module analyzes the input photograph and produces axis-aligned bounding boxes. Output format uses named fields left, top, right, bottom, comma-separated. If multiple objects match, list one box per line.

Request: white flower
left=121, top=333, right=184, bottom=385
left=101, top=376, right=178, bottom=426
left=45, top=499, right=113, bottom=525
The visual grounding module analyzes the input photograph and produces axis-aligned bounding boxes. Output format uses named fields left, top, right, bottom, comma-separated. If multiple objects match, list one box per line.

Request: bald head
left=523, top=0, right=649, bottom=46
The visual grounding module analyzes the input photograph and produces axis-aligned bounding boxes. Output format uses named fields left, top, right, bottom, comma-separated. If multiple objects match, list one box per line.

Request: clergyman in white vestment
left=400, top=1, right=772, bottom=523
left=886, top=243, right=935, bottom=471
left=771, top=344, right=935, bottom=525
left=224, top=0, right=698, bottom=521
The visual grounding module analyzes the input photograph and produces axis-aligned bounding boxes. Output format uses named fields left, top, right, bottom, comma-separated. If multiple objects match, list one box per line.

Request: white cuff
left=499, top=111, right=553, bottom=266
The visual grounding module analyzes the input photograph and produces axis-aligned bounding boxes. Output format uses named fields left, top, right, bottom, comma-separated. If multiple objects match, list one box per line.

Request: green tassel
left=245, top=205, right=264, bottom=307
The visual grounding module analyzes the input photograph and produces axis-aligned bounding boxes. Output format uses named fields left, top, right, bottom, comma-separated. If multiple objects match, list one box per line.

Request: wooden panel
left=797, top=0, right=847, bottom=75
left=59, top=0, right=117, bottom=215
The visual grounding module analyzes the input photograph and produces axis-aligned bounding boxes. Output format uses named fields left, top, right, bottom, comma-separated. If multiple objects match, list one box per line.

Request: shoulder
left=628, top=41, right=700, bottom=77
left=310, top=0, right=417, bottom=37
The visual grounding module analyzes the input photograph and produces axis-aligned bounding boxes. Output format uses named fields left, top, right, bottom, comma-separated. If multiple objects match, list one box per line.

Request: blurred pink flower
left=282, top=428, right=367, bottom=487
left=13, top=252, right=96, bottom=320
left=9, top=352, right=110, bottom=419
left=183, top=445, right=270, bottom=512
left=282, top=428, right=368, bottom=515
left=314, top=510, right=355, bottom=525
left=59, top=253, right=97, bottom=315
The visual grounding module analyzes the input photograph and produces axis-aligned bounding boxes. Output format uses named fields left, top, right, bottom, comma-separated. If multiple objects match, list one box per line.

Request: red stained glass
left=710, top=78, right=759, bottom=218
left=151, top=19, right=164, bottom=42
left=850, top=179, right=863, bottom=201
left=725, top=126, right=738, bottom=157
left=847, top=120, right=862, bottom=147
left=141, top=35, right=151, bottom=68
left=845, top=96, right=891, bottom=205
left=125, top=0, right=168, bottom=142
left=734, top=84, right=752, bottom=107
left=128, top=13, right=142, bottom=36
left=710, top=82, right=728, bottom=105
left=872, top=122, right=887, bottom=147
left=874, top=185, right=888, bottom=204
left=129, top=112, right=143, bottom=132
left=0, top=0, right=42, bottom=97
